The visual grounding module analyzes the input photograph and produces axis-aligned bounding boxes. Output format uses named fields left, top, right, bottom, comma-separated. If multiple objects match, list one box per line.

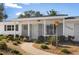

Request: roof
left=5, top=16, right=68, bottom=22
left=4, top=16, right=79, bottom=22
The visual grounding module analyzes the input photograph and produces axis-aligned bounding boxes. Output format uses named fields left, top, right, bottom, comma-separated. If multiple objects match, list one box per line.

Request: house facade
left=0, top=16, right=79, bottom=41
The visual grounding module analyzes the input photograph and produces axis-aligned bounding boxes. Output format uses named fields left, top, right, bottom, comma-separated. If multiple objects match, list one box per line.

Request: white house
left=0, top=16, right=79, bottom=41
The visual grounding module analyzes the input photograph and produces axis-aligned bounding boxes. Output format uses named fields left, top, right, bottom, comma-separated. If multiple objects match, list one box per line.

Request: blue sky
left=4, top=3, right=79, bottom=20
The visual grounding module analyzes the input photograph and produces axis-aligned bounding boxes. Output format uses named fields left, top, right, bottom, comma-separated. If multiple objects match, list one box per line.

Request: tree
left=47, top=9, right=58, bottom=16
left=18, top=10, right=43, bottom=18
left=0, top=3, right=8, bottom=21
left=47, top=9, right=68, bottom=16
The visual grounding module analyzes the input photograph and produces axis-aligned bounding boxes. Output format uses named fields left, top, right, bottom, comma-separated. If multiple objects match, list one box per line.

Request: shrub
left=41, top=44, right=49, bottom=49
left=13, top=42, right=18, bottom=45
left=15, top=35, right=19, bottom=38
left=61, top=48, right=71, bottom=54
left=7, top=35, right=14, bottom=41
left=68, top=36, right=75, bottom=42
left=58, top=35, right=66, bottom=42
left=0, top=42, right=8, bottom=50
left=35, top=36, right=45, bottom=43
left=0, top=35, right=7, bottom=41
left=11, top=49, right=22, bottom=55
left=0, top=52, right=3, bottom=55
left=47, top=36, right=56, bottom=46
left=19, top=36, right=24, bottom=40
left=16, top=41, right=21, bottom=44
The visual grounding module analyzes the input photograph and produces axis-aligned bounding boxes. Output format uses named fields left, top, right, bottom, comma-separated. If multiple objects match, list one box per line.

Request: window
left=16, top=25, right=18, bottom=31
left=7, top=25, right=11, bottom=31
left=4, top=25, right=6, bottom=31
left=23, top=25, right=28, bottom=30
left=46, top=24, right=56, bottom=35
left=4, top=25, right=19, bottom=31
left=12, top=25, right=14, bottom=31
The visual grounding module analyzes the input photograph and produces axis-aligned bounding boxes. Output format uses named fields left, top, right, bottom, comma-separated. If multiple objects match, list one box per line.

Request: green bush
left=11, top=49, right=22, bottom=55
left=0, top=35, right=7, bottom=41
left=19, top=36, right=24, bottom=40
left=35, top=36, right=45, bottom=43
left=0, top=42, right=8, bottom=50
left=7, top=35, right=14, bottom=41
left=13, top=42, right=18, bottom=45
left=58, top=35, right=66, bottom=42
left=16, top=41, right=21, bottom=44
left=47, top=36, right=56, bottom=45
left=61, top=48, right=71, bottom=54
left=41, top=44, right=49, bottom=49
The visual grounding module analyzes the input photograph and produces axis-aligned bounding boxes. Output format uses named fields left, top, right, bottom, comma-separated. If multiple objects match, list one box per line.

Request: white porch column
left=14, top=24, right=16, bottom=38
left=63, top=18, right=65, bottom=35
left=44, top=20, right=46, bottom=36
left=28, top=21, right=30, bottom=38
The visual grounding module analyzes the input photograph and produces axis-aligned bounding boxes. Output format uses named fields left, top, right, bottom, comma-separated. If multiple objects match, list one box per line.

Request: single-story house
left=0, top=16, right=79, bottom=41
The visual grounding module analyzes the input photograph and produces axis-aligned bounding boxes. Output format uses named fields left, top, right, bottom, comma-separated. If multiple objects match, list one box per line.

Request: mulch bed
left=33, top=43, right=79, bottom=55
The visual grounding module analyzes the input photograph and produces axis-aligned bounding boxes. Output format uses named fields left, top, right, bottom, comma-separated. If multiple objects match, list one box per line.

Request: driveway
left=20, top=42, right=53, bottom=55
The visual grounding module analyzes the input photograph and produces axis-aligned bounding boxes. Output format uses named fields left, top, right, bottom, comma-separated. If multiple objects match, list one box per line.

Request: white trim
left=28, top=21, right=30, bottom=37
left=9, top=16, right=67, bottom=22
left=63, top=18, right=65, bottom=35
left=44, top=20, right=46, bottom=36
left=14, top=23, right=16, bottom=38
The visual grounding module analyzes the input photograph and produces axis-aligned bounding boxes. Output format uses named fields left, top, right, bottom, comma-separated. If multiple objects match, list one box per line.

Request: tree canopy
left=18, top=10, right=43, bottom=18
left=47, top=9, right=58, bottom=16
left=18, top=9, right=68, bottom=18
left=0, top=3, right=8, bottom=21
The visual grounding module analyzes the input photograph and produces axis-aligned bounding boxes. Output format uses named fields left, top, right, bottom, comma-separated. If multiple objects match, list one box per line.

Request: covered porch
left=20, top=18, right=63, bottom=39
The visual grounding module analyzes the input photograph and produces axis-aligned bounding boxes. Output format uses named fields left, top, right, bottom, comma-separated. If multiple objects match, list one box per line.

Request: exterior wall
left=0, top=18, right=64, bottom=39
left=30, top=24, right=38, bottom=39
left=57, top=23, right=63, bottom=36
left=22, top=24, right=28, bottom=36
left=74, top=23, right=79, bottom=41
left=38, top=24, right=44, bottom=36
left=0, top=22, right=22, bottom=36
left=0, top=22, right=5, bottom=35
left=64, top=22, right=74, bottom=37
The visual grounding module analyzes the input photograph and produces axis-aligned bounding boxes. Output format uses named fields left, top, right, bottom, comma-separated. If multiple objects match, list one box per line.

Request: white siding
left=74, top=24, right=79, bottom=41
left=0, top=22, right=5, bottom=35
left=57, top=23, right=63, bottom=36
left=0, top=22, right=22, bottom=36
left=30, top=24, right=38, bottom=39
left=64, top=23, right=74, bottom=37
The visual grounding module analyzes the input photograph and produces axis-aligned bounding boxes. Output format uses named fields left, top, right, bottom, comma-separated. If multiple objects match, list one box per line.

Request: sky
left=4, top=3, right=79, bottom=20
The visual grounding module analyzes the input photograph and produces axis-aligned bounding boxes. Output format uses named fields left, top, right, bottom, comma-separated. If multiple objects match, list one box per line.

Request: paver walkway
left=20, top=42, right=53, bottom=55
